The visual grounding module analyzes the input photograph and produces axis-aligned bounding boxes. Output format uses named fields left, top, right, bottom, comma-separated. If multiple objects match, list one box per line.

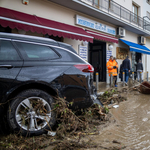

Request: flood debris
left=47, top=131, right=56, bottom=136
left=112, top=140, right=121, bottom=144
left=0, top=89, right=127, bottom=150
left=124, top=81, right=150, bottom=94
left=54, top=96, right=110, bottom=139
left=52, top=139, right=98, bottom=150
left=54, top=97, right=88, bottom=139
left=0, top=96, right=108, bottom=150
left=113, top=105, right=119, bottom=108
left=97, top=88, right=127, bottom=107
left=0, top=134, right=47, bottom=150
left=140, top=81, right=150, bottom=94
left=107, top=146, right=127, bottom=150
left=97, top=92, right=104, bottom=96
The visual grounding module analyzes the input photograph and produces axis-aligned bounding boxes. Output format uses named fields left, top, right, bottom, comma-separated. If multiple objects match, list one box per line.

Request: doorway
left=131, top=51, right=142, bottom=72
left=136, top=52, right=141, bottom=63
left=89, top=40, right=106, bottom=82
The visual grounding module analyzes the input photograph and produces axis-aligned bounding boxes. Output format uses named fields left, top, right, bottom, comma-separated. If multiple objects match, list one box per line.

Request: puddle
left=86, top=93, right=150, bottom=149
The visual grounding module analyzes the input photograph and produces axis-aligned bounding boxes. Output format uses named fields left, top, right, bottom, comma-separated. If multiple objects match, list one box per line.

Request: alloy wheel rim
left=15, top=97, right=51, bottom=131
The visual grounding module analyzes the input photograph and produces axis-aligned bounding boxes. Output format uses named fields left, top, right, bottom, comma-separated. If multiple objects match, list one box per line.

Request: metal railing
left=79, top=0, right=150, bottom=32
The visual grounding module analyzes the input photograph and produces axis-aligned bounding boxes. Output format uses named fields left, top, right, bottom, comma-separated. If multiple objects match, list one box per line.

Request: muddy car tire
left=7, top=89, right=56, bottom=136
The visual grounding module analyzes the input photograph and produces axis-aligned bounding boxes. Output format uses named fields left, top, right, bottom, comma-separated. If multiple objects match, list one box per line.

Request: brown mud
left=81, top=90, right=150, bottom=150
left=1, top=87, right=150, bottom=150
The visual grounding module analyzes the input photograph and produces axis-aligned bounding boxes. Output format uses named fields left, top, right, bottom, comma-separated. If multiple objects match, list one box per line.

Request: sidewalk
left=93, top=81, right=136, bottom=93
left=93, top=82, right=109, bottom=92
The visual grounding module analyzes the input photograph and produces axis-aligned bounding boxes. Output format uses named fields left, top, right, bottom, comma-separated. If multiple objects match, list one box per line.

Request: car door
left=13, top=41, right=71, bottom=83
left=0, top=39, right=23, bottom=102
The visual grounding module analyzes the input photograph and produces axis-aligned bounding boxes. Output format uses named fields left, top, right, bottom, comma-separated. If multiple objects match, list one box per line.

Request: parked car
left=0, top=32, right=98, bottom=136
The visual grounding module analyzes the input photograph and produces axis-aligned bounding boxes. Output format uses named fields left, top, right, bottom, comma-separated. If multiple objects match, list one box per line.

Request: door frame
left=89, top=40, right=106, bottom=82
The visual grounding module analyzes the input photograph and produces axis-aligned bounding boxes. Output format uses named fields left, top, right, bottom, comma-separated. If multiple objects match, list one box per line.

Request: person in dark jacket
left=119, top=63, right=123, bottom=82
left=122, top=56, right=131, bottom=85
left=137, top=59, right=143, bottom=82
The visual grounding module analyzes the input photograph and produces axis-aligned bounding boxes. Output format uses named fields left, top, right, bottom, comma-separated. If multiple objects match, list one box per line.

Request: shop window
left=116, top=47, right=128, bottom=60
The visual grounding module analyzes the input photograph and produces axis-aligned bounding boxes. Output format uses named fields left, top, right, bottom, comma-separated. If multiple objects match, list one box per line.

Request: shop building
left=0, top=0, right=150, bottom=82
left=143, top=0, right=150, bottom=78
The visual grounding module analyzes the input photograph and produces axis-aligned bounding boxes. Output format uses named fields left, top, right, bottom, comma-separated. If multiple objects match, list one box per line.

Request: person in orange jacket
left=106, top=55, right=118, bottom=87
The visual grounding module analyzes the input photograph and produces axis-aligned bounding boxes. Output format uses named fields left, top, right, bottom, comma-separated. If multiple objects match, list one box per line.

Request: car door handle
left=0, top=65, right=13, bottom=69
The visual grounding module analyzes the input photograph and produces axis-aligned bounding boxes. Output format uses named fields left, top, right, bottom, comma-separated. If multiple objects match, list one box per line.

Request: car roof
left=0, top=32, right=59, bottom=45
left=58, top=42, right=77, bottom=54
left=0, top=32, right=76, bottom=53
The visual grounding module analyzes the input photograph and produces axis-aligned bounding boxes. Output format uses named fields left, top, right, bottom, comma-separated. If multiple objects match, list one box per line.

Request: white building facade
left=0, top=0, right=150, bottom=82
left=143, top=0, right=150, bottom=77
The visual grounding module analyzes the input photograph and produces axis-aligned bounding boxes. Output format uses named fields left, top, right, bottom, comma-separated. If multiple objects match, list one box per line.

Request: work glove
left=113, top=66, right=116, bottom=69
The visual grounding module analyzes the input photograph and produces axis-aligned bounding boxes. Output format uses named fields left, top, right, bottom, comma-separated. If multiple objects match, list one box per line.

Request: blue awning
left=120, top=39, right=150, bottom=55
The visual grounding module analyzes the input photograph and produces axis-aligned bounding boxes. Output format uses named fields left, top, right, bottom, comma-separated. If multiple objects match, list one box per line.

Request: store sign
left=78, top=45, right=88, bottom=60
left=107, top=50, right=112, bottom=61
left=76, top=15, right=116, bottom=35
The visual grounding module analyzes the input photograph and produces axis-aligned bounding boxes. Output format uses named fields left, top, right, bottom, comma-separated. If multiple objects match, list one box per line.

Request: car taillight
left=74, top=64, right=94, bottom=73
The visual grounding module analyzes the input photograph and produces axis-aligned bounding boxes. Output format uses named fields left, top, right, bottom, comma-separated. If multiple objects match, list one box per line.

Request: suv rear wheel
left=7, top=89, right=55, bottom=136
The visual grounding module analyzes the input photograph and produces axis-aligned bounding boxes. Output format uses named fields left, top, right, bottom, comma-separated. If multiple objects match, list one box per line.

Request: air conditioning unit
left=117, top=27, right=125, bottom=37
left=138, top=36, right=146, bottom=45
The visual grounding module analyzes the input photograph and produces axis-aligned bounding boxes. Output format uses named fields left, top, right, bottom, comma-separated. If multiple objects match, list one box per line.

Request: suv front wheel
left=7, top=89, right=55, bottom=136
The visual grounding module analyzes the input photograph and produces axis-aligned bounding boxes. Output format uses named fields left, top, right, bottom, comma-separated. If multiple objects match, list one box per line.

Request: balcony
left=81, top=0, right=150, bottom=32
left=49, top=0, right=150, bottom=36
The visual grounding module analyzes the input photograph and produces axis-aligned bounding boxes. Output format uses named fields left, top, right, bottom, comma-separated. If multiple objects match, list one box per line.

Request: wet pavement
left=94, top=82, right=124, bottom=92
left=93, top=82, right=109, bottom=92
left=85, top=87, right=150, bottom=150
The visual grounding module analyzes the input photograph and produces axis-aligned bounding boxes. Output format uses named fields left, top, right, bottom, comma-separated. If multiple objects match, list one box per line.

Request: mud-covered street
left=1, top=85, right=150, bottom=150
left=83, top=91, right=150, bottom=150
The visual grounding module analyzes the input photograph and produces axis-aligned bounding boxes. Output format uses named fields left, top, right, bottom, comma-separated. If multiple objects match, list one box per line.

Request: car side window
left=0, top=40, right=21, bottom=61
left=15, top=42, right=60, bottom=60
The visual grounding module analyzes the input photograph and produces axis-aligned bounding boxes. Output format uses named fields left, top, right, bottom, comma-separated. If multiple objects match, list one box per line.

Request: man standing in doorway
left=122, top=56, right=131, bottom=85
left=106, top=55, right=118, bottom=87
left=137, top=59, right=143, bottom=82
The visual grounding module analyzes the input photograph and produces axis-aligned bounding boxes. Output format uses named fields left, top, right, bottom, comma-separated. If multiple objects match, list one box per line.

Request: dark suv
left=0, top=32, right=98, bottom=136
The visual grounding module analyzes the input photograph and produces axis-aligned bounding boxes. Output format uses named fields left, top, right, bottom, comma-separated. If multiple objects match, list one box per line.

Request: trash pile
left=98, top=88, right=127, bottom=107
left=0, top=88, right=127, bottom=150
left=140, top=81, right=150, bottom=94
